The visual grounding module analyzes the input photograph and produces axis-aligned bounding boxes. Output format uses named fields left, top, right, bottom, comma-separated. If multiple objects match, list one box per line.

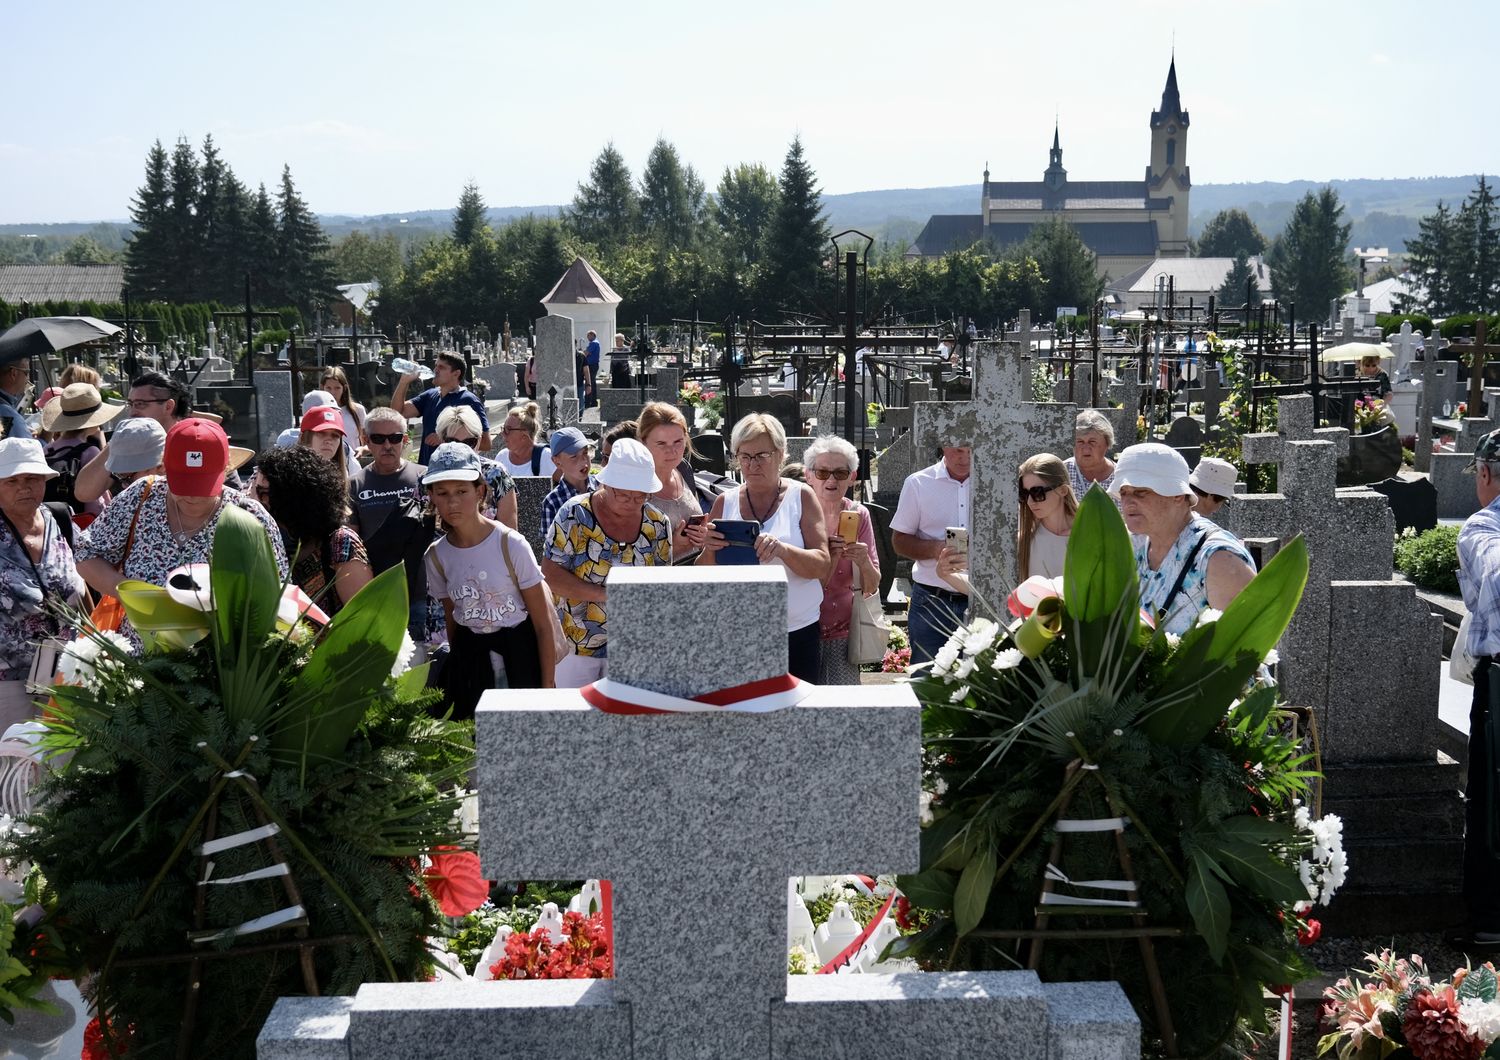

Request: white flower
left=948, top=684, right=970, bottom=703
left=961, top=618, right=1000, bottom=658
left=56, top=631, right=134, bottom=690
left=932, top=640, right=961, bottom=678
left=391, top=632, right=417, bottom=678
left=1263, top=649, right=1280, bottom=667
left=918, top=790, right=935, bottom=826
left=1196, top=608, right=1223, bottom=627
left=1458, top=998, right=1500, bottom=1040
left=952, top=654, right=977, bottom=681
left=991, top=648, right=1024, bottom=671
left=1165, top=632, right=1181, bottom=649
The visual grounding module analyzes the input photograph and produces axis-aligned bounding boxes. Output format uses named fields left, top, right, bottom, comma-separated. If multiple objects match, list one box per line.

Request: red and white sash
left=580, top=673, right=813, bottom=716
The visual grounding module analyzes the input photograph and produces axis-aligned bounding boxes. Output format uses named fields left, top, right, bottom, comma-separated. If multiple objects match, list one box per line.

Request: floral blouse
left=1134, top=514, right=1255, bottom=635
left=0, top=508, right=86, bottom=681
left=289, top=526, right=369, bottom=617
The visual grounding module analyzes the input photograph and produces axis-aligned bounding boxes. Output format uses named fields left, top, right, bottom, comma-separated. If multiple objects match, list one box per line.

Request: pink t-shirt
left=818, top=500, right=880, bottom=640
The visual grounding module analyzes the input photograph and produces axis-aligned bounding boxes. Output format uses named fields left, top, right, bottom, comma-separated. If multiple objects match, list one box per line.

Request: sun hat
left=1463, top=428, right=1500, bottom=473
left=597, top=438, right=662, bottom=494
left=39, top=382, right=125, bottom=434
left=105, top=417, right=168, bottom=474
left=36, top=386, right=63, bottom=408
left=227, top=446, right=254, bottom=473
left=549, top=426, right=590, bottom=458
left=1109, top=442, right=1193, bottom=498
left=300, top=406, right=345, bottom=434
left=300, top=389, right=336, bottom=415
left=0, top=438, right=59, bottom=480
left=1188, top=456, right=1237, bottom=500
left=421, top=442, right=486, bottom=485
left=164, top=419, right=229, bottom=497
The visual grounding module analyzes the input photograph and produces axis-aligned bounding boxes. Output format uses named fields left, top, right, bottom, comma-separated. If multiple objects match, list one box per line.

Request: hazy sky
left=4, top=0, right=1494, bottom=224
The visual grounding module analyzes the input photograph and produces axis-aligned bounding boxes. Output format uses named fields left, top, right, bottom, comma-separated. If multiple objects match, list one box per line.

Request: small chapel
left=907, top=58, right=1192, bottom=280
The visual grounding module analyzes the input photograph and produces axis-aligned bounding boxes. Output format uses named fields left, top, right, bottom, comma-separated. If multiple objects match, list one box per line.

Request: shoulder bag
left=89, top=477, right=155, bottom=633
left=847, top=566, right=892, bottom=666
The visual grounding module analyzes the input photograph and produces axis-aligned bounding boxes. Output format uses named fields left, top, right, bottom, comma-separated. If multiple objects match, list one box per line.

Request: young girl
left=319, top=365, right=367, bottom=447
left=423, top=442, right=556, bottom=718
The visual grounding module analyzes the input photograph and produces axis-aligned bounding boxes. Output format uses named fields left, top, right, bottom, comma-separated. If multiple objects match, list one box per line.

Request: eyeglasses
left=368, top=432, right=405, bottom=446
left=736, top=451, right=777, bottom=467
left=502, top=425, right=529, bottom=435
left=810, top=467, right=852, bottom=481
left=447, top=435, right=477, bottom=448
left=1018, top=483, right=1060, bottom=503
left=128, top=398, right=169, bottom=410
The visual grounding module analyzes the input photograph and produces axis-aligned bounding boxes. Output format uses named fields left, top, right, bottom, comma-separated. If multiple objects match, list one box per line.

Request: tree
left=207, top=172, right=251, bottom=303
left=1267, top=187, right=1351, bottom=322
left=639, top=138, right=698, bottom=249
left=761, top=136, right=831, bottom=313
left=1218, top=250, right=1260, bottom=307
left=273, top=166, right=335, bottom=312
left=1399, top=201, right=1458, bottom=316
left=452, top=182, right=488, bottom=247
left=60, top=236, right=116, bottom=265
left=1195, top=208, right=1267, bottom=259
left=164, top=138, right=201, bottom=302
left=123, top=140, right=173, bottom=300
left=713, top=163, right=779, bottom=267
left=245, top=183, right=280, bottom=302
left=333, top=230, right=404, bottom=291
left=1017, top=218, right=1103, bottom=316
left=1456, top=175, right=1499, bottom=313
left=566, top=143, right=638, bottom=251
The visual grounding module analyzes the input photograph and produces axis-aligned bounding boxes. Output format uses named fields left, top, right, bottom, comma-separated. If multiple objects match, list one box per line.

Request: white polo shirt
left=890, top=459, right=971, bottom=589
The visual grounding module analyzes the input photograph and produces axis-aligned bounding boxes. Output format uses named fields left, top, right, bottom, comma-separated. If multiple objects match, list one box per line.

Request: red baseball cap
left=300, top=406, right=344, bottom=433
left=164, top=419, right=229, bottom=497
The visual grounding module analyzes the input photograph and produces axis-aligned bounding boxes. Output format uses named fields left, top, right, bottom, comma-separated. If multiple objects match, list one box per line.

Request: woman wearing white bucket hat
left=1111, top=443, right=1256, bottom=635
left=1187, top=457, right=1238, bottom=520
left=0, top=438, right=88, bottom=728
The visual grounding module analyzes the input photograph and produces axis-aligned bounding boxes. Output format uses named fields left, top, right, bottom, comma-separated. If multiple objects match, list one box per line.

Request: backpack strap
left=43, top=502, right=75, bottom=551
left=531, top=445, right=544, bottom=476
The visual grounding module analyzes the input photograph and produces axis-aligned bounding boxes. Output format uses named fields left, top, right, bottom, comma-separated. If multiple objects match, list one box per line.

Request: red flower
left=489, top=911, right=612, bottom=981
left=82, top=1016, right=132, bottom=1059
left=423, top=848, right=490, bottom=918
left=1297, top=919, right=1322, bottom=946
left=1402, top=988, right=1485, bottom=1060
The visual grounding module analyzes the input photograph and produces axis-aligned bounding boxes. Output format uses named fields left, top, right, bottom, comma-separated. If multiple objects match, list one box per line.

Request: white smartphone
left=945, top=526, right=969, bottom=557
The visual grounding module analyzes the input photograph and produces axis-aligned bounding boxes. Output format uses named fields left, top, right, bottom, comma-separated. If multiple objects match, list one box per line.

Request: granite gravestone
left=534, top=315, right=579, bottom=424
left=513, top=475, right=562, bottom=558
left=595, top=388, right=646, bottom=428
left=1183, top=366, right=1227, bottom=435
left=254, top=371, right=294, bottom=454
left=1432, top=413, right=1493, bottom=519
left=256, top=567, right=1140, bottom=1059
left=1104, top=366, right=1145, bottom=450
left=1415, top=338, right=1441, bottom=474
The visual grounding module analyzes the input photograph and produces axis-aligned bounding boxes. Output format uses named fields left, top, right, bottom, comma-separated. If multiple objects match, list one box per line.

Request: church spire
left=1151, top=56, right=1189, bottom=128
left=1044, top=121, right=1067, bottom=193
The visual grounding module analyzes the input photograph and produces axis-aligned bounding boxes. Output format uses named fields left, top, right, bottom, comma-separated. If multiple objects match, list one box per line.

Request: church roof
left=541, top=256, right=622, bottom=306
left=0, top=263, right=124, bottom=304
left=988, top=179, right=1150, bottom=202
left=905, top=214, right=985, bottom=257
left=1107, top=256, right=1272, bottom=295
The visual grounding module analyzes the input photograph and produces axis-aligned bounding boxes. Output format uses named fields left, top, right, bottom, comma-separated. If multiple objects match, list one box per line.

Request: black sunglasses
left=368, top=432, right=405, bottom=445
left=1018, top=483, right=1059, bottom=503
left=810, top=468, right=852, bottom=481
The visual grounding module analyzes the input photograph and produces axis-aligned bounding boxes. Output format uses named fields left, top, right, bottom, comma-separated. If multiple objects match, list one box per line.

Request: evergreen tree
left=195, top=135, right=227, bottom=301
left=208, top=172, right=251, bottom=303
left=1457, top=175, right=1499, bottom=313
left=274, top=165, right=335, bottom=313
left=1399, top=201, right=1457, bottom=316
left=1266, top=187, right=1352, bottom=322
left=245, top=183, right=279, bottom=305
left=761, top=136, right=831, bottom=313
left=639, top=138, right=696, bottom=249
left=452, top=182, right=488, bottom=247
left=1017, top=218, right=1103, bottom=316
left=1195, top=208, right=1267, bottom=258
left=165, top=138, right=201, bottom=302
left=566, top=143, right=638, bottom=251
left=1218, top=250, right=1260, bottom=307
left=525, top=221, right=573, bottom=315
left=124, top=140, right=173, bottom=300
left=714, top=163, right=779, bottom=267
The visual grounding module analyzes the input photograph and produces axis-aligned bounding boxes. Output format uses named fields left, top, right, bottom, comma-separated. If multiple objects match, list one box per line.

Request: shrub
left=1439, top=313, right=1500, bottom=340
left=1376, top=312, right=1433, bottom=338
left=1393, top=524, right=1461, bottom=593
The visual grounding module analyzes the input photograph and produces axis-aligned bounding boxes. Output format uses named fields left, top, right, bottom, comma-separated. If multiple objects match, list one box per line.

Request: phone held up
left=945, top=526, right=969, bottom=557
left=837, top=509, right=860, bottom=544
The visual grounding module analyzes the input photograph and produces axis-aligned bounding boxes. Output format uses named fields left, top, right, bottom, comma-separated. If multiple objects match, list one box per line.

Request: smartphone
left=837, top=509, right=860, bottom=544
left=945, top=526, right=969, bottom=558
left=685, top=514, right=707, bottom=530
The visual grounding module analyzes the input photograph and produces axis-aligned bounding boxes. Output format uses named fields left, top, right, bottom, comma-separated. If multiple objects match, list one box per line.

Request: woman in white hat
left=1187, top=457, right=1238, bottom=521
left=1111, top=443, right=1256, bottom=635
left=0, top=438, right=87, bottom=728
left=39, top=382, right=125, bottom=521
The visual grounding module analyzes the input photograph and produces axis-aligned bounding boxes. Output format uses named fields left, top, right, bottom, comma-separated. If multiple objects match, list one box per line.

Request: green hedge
left=1377, top=312, right=1434, bottom=338
left=1439, top=313, right=1500, bottom=340
left=0, top=299, right=302, bottom=347
left=1394, top=524, right=1460, bottom=594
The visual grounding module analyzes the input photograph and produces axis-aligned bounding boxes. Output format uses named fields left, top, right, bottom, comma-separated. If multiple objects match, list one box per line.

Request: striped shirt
left=1459, top=494, right=1500, bottom=657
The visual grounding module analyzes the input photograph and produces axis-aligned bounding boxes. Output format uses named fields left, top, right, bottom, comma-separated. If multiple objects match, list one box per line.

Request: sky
left=3, top=0, right=1496, bottom=224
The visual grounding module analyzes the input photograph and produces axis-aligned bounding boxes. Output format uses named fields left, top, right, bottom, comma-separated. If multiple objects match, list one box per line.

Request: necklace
left=743, top=483, right=783, bottom=525
left=168, top=495, right=224, bottom=549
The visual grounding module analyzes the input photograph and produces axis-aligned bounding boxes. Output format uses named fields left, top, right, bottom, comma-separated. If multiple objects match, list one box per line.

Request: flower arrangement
left=1458, top=401, right=1470, bottom=418
left=1320, top=952, right=1500, bottom=1060
left=867, top=401, right=884, bottom=427
left=880, top=625, right=910, bottom=674
left=679, top=381, right=725, bottom=428
left=488, top=910, right=611, bottom=980
left=1, top=507, right=474, bottom=1058
left=894, top=490, right=1328, bottom=1056
left=1354, top=397, right=1397, bottom=434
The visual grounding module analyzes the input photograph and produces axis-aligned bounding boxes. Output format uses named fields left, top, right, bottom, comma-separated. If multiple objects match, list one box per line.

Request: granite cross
left=1184, top=366, right=1228, bottom=435
left=1104, top=360, right=1145, bottom=449
left=914, top=322, right=1077, bottom=609
left=535, top=314, right=580, bottom=424
left=1388, top=321, right=1421, bottom=381
left=1416, top=331, right=1443, bottom=474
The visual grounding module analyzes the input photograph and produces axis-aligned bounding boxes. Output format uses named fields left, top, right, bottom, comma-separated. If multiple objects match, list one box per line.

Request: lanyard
left=0, top=506, right=50, bottom=602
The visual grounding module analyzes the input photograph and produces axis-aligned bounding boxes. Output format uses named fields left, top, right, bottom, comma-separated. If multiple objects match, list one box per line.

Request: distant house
left=0, top=264, right=125, bottom=304
left=1338, top=275, right=1412, bottom=316
left=907, top=59, right=1192, bottom=283
left=1105, top=256, right=1272, bottom=313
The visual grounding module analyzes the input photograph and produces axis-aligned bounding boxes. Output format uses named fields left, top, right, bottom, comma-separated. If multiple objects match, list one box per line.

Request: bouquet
left=1355, top=397, right=1397, bottom=433
left=1321, top=952, right=1500, bottom=1060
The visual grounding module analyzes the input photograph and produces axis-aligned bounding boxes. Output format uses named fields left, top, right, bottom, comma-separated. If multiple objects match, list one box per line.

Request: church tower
left=1147, top=58, right=1191, bottom=256
left=1043, top=123, right=1068, bottom=208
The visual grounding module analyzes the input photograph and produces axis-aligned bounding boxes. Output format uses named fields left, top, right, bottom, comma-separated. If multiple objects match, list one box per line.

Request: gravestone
left=1104, top=367, right=1144, bottom=450
left=1431, top=414, right=1493, bottom=519
left=596, top=388, right=647, bottom=427
left=1050, top=360, right=1093, bottom=405
left=257, top=567, right=1139, bottom=1058
left=473, top=363, right=516, bottom=401
left=1183, top=367, right=1227, bottom=435
left=652, top=366, right=679, bottom=406
left=254, top=371, right=294, bottom=454
left=914, top=315, right=1077, bottom=606
left=535, top=315, right=579, bottom=424
left=1415, top=338, right=1441, bottom=474
left=514, top=474, right=561, bottom=557
left=1389, top=321, right=1421, bottom=380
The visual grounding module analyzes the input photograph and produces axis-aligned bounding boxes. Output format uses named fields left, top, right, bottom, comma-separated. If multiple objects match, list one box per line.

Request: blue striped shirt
left=1459, top=494, right=1500, bottom=657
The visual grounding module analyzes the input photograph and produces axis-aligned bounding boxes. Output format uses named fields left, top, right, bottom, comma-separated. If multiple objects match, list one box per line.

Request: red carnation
left=1402, top=988, right=1485, bottom=1060
left=1297, top=919, right=1322, bottom=946
left=82, top=1016, right=131, bottom=1059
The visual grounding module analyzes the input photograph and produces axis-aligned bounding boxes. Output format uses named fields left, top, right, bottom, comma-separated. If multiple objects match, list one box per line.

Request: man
left=393, top=351, right=490, bottom=464
left=583, top=330, right=601, bottom=410
left=539, top=427, right=596, bottom=541
left=1064, top=409, right=1117, bottom=501
left=349, top=405, right=432, bottom=646
left=74, top=371, right=193, bottom=503
left=890, top=446, right=971, bottom=665
left=0, top=354, right=31, bottom=439
left=1456, top=428, right=1500, bottom=946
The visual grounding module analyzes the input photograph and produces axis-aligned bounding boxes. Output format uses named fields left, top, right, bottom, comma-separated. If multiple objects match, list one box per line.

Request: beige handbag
left=847, top=567, right=891, bottom=666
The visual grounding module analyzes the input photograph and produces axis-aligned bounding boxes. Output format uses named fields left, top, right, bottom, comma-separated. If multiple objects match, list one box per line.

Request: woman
left=1017, top=453, right=1076, bottom=581
left=255, top=445, right=373, bottom=617
left=1187, top=457, right=1238, bottom=520
left=319, top=365, right=367, bottom=448
left=75, top=420, right=288, bottom=650
left=437, top=406, right=518, bottom=529
left=495, top=401, right=556, bottom=478
left=0, top=438, right=87, bottom=728
left=39, top=382, right=125, bottom=520
left=1358, top=354, right=1393, bottom=403
left=424, top=442, right=556, bottom=716
left=297, top=404, right=351, bottom=476
left=542, top=438, right=671, bottom=688
left=600, top=420, right=637, bottom=466
left=637, top=401, right=707, bottom=561
left=803, top=435, right=879, bottom=685
left=689, top=413, right=831, bottom=682
left=1111, top=442, right=1256, bottom=635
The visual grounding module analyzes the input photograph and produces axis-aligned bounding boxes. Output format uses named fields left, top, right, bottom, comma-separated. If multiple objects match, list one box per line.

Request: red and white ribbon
left=817, top=889, right=900, bottom=975
left=581, top=673, right=813, bottom=716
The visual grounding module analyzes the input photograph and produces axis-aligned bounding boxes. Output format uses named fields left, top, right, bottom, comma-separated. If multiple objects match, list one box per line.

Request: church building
left=906, top=59, right=1192, bottom=281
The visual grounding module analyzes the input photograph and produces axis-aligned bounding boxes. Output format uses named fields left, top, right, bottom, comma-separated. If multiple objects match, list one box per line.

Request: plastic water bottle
left=391, top=356, right=434, bottom=380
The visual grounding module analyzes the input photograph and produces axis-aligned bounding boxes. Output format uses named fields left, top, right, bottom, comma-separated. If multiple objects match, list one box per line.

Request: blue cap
left=421, top=441, right=486, bottom=485
left=549, top=426, right=590, bottom=457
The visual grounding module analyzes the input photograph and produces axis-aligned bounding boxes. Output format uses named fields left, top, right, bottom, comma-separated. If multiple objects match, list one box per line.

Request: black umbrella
left=0, top=316, right=123, bottom=366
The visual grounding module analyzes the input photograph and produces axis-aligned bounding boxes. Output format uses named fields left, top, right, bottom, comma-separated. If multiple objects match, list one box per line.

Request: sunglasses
left=447, top=435, right=478, bottom=448
left=1018, top=483, right=1059, bottom=503
left=810, top=468, right=852, bottom=481
left=368, top=432, right=405, bottom=446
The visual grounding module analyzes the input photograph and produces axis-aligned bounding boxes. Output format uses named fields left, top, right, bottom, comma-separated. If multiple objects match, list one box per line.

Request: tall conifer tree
left=452, top=182, right=488, bottom=247
left=165, top=138, right=201, bottom=302
left=275, top=165, right=334, bottom=313
left=1267, top=187, right=1351, bottom=321
left=124, top=140, right=173, bottom=300
left=761, top=136, right=831, bottom=312
left=567, top=143, right=639, bottom=251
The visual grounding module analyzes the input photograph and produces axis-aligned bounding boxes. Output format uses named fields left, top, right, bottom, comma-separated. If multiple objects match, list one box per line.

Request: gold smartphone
left=838, top=509, right=860, bottom=544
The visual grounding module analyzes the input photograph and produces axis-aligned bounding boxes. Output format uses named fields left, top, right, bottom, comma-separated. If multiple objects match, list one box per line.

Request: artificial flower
left=1402, top=987, right=1486, bottom=1060
left=422, top=848, right=490, bottom=918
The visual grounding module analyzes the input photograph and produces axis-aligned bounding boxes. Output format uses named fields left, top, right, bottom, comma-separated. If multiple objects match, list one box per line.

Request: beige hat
left=40, top=383, right=125, bottom=433
left=1188, top=457, right=1238, bottom=500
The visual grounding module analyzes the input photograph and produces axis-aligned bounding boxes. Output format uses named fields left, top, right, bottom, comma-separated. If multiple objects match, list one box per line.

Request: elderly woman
left=1187, top=457, right=1238, bottom=521
left=1065, top=409, right=1116, bottom=500
left=255, top=445, right=373, bottom=617
left=637, top=401, right=708, bottom=561
left=1017, top=453, right=1076, bottom=580
left=1111, top=443, right=1256, bottom=634
left=437, top=405, right=518, bottom=529
left=76, top=420, right=288, bottom=649
left=495, top=401, right=556, bottom=478
left=0, top=439, right=87, bottom=728
left=690, top=413, right=831, bottom=682
left=804, top=435, right=879, bottom=684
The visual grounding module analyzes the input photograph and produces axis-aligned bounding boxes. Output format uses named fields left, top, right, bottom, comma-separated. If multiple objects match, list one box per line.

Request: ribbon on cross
left=581, top=673, right=813, bottom=716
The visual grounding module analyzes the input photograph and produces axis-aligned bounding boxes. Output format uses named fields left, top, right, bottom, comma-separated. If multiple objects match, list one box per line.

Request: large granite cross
left=1184, top=366, right=1227, bottom=435
left=1105, top=362, right=1144, bottom=448
left=914, top=316, right=1077, bottom=608
left=535, top=314, right=580, bottom=424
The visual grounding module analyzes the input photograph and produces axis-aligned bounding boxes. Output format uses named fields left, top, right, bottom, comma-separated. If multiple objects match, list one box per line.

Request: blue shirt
left=540, top=475, right=597, bottom=541
left=410, top=386, right=488, bottom=464
left=1460, top=494, right=1500, bottom=657
left=1134, top=514, right=1255, bottom=635
left=586, top=339, right=601, bottom=375
left=0, top=388, right=31, bottom=439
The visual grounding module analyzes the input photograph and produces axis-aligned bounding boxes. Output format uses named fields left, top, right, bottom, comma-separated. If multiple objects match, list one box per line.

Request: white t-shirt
left=425, top=524, right=542, bottom=633
left=339, top=404, right=366, bottom=445
left=495, top=446, right=555, bottom=478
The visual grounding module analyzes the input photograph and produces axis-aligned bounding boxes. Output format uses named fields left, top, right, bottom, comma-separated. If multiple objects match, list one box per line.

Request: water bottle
left=391, top=356, right=434, bottom=380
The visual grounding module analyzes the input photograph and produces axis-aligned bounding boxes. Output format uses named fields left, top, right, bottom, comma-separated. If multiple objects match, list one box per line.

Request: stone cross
left=535, top=314, right=580, bottom=424
left=1416, top=334, right=1441, bottom=473
left=1184, top=366, right=1227, bottom=435
left=1457, top=320, right=1500, bottom=415
left=1105, top=362, right=1144, bottom=448
left=914, top=330, right=1077, bottom=609
left=1388, top=321, right=1421, bottom=380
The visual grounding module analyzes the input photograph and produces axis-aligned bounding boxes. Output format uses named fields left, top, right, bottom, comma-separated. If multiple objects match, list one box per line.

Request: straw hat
left=40, top=383, right=125, bottom=433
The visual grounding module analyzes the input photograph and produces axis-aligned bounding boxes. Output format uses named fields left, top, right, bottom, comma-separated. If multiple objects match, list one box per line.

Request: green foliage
left=1393, top=524, right=1461, bottom=594
left=1439, top=312, right=1500, bottom=340
left=1196, top=209, right=1268, bottom=259
left=639, top=138, right=704, bottom=250
left=332, top=230, right=403, bottom=291
left=1376, top=312, right=1434, bottom=338
left=452, top=182, right=488, bottom=247
left=761, top=136, right=833, bottom=314
left=1267, top=187, right=1353, bottom=318
left=1200, top=335, right=1280, bottom=492
left=1018, top=218, right=1104, bottom=316
left=713, top=163, right=779, bottom=268
left=1218, top=250, right=1260, bottom=307
left=566, top=142, right=640, bottom=253
left=1398, top=177, right=1500, bottom=316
